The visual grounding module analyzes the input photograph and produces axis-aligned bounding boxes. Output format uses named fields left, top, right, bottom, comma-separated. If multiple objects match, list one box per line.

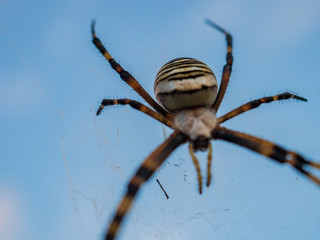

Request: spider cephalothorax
left=91, top=19, right=320, bottom=240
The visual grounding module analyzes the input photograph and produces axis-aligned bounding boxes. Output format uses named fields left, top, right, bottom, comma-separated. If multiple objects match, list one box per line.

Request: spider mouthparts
left=192, top=138, right=209, bottom=152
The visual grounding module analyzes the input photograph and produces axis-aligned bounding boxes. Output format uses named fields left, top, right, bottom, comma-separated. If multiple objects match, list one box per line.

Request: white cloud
left=0, top=186, right=24, bottom=240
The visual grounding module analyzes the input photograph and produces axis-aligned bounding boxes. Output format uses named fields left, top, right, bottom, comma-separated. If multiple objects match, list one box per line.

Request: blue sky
left=1, top=0, right=320, bottom=240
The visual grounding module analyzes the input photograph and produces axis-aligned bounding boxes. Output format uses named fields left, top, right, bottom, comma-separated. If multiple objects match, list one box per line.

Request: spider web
left=71, top=105, right=320, bottom=240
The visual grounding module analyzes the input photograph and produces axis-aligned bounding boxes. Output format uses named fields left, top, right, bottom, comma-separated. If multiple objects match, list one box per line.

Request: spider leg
left=205, top=19, right=233, bottom=112
left=206, top=142, right=213, bottom=187
left=218, top=92, right=307, bottom=123
left=189, top=143, right=203, bottom=194
left=105, top=130, right=187, bottom=240
left=91, top=21, right=168, bottom=117
left=97, top=98, right=174, bottom=128
left=213, top=126, right=320, bottom=185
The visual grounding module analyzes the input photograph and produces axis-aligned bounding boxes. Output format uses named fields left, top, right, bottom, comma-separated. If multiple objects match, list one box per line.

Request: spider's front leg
left=105, top=131, right=187, bottom=240
left=97, top=98, right=173, bottom=128
left=213, top=126, right=320, bottom=185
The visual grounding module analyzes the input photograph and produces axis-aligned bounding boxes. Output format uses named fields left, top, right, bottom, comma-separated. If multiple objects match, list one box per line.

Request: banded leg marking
left=105, top=131, right=187, bottom=240
left=205, top=19, right=233, bottom=111
left=189, top=143, right=203, bottom=194
left=218, top=92, right=307, bottom=123
left=91, top=21, right=168, bottom=116
left=213, top=126, right=320, bottom=186
left=97, top=98, right=174, bottom=128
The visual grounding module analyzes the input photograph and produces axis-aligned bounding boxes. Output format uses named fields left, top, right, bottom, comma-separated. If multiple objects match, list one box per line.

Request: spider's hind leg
left=97, top=98, right=173, bottom=128
left=205, top=19, right=233, bottom=112
left=91, top=21, right=168, bottom=116
left=218, top=92, right=307, bottom=123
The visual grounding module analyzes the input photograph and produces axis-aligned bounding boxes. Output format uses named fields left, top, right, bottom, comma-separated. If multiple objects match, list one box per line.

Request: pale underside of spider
left=91, top=19, right=320, bottom=240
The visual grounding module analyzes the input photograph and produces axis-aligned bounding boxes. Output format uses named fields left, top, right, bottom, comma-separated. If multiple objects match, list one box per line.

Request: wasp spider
left=91, top=19, right=320, bottom=240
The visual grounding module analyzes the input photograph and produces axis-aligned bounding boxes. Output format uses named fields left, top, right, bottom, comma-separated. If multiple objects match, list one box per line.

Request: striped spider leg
left=96, top=99, right=173, bottom=128
left=205, top=19, right=233, bottom=112
left=106, top=130, right=187, bottom=240
left=91, top=19, right=320, bottom=240
left=218, top=92, right=307, bottom=123
left=205, top=21, right=319, bottom=185
left=91, top=21, right=169, bottom=118
left=212, top=126, right=320, bottom=185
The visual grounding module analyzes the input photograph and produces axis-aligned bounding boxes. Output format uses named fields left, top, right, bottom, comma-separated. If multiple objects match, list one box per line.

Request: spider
left=91, top=19, right=320, bottom=240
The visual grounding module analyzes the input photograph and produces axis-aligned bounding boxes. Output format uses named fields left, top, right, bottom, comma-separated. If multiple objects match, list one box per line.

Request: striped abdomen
left=154, top=58, right=218, bottom=112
